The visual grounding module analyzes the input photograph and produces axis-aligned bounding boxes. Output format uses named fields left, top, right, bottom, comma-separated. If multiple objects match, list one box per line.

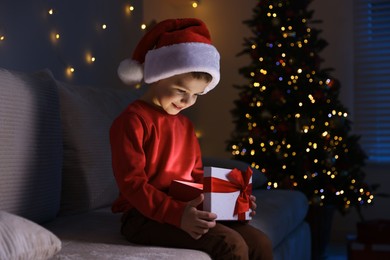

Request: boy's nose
left=181, top=94, right=191, bottom=104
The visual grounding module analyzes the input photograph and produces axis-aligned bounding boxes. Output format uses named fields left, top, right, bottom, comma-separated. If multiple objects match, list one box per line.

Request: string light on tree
left=195, top=129, right=203, bottom=138
left=192, top=1, right=200, bottom=8
left=227, top=0, right=374, bottom=219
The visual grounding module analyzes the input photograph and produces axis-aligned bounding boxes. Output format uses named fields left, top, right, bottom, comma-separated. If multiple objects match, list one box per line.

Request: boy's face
left=148, top=73, right=209, bottom=115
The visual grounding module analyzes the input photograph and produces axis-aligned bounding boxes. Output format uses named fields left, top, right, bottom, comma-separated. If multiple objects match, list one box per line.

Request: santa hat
left=118, top=18, right=220, bottom=94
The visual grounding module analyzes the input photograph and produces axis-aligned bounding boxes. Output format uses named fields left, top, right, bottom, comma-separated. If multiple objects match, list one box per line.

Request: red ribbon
left=204, top=167, right=253, bottom=219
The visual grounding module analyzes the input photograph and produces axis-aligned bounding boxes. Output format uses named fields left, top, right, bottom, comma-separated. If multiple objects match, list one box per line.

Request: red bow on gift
left=228, top=167, right=253, bottom=215
left=204, top=167, right=253, bottom=217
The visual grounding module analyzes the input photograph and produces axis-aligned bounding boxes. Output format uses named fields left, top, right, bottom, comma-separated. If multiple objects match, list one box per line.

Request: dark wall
left=0, top=0, right=143, bottom=87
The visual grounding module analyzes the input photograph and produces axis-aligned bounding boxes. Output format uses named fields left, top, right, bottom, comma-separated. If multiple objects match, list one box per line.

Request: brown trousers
left=121, top=209, right=273, bottom=260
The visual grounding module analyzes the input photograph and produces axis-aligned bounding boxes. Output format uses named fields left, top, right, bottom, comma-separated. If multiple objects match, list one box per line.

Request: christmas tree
left=227, top=0, right=374, bottom=217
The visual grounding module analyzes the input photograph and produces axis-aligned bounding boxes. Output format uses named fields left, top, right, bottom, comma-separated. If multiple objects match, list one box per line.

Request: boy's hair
left=191, top=72, right=213, bottom=83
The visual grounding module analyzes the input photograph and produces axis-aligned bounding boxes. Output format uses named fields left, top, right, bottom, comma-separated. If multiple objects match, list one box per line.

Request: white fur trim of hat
left=117, top=18, right=220, bottom=94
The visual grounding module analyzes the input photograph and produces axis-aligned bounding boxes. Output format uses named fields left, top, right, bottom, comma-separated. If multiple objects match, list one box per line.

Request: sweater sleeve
left=191, top=134, right=204, bottom=184
left=110, top=113, right=187, bottom=227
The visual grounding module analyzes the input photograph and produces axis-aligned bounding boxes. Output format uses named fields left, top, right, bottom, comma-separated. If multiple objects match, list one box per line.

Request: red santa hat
left=118, top=18, right=220, bottom=94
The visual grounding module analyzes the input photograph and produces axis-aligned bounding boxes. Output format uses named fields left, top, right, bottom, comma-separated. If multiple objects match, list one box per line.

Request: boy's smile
left=142, top=73, right=209, bottom=115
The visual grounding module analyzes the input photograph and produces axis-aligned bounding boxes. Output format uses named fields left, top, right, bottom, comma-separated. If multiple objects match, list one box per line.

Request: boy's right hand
left=180, top=194, right=217, bottom=240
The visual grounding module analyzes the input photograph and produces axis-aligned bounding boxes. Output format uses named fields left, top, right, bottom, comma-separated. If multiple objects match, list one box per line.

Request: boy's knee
left=213, top=233, right=249, bottom=260
left=231, top=235, right=249, bottom=259
left=251, top=232, right=273, bottom=260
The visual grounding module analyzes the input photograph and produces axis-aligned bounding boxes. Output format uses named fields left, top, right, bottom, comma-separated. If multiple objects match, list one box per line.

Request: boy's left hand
left=249, top=195, right=257, bottom=217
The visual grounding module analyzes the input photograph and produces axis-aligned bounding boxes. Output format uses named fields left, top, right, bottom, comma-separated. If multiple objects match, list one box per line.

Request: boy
left=110, top=18, right=273, bottom=259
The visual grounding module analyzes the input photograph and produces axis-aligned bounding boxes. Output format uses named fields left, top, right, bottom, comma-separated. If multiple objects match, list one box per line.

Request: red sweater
left=109, top=100, right=203, bottom=228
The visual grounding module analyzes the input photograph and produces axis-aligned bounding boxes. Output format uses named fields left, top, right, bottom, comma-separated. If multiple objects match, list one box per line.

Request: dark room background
left=1, top=0, right=389, bottom=247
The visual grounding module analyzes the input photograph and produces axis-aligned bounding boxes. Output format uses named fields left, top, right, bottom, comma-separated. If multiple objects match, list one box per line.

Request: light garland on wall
left=0, top=1, right=202, bottom=79
left=0, top=2, right=144, bottom=78
left=0, top=25, right=4, bottom=42
left=45, top=1, right=200, bottom=78
left=46, top=2, right=142, bottom=79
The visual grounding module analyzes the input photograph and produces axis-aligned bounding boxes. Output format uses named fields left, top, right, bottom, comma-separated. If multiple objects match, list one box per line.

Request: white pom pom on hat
left=117, top=59, right=143, bottom=85
left=117, top=18, right=220, bottom=94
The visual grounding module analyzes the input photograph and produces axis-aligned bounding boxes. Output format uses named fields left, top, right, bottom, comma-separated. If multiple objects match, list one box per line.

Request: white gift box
left=203, top=166, right=252, bottom=221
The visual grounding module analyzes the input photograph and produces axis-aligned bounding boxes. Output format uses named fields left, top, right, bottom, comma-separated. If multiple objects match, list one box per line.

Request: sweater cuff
left=163, top=200, right=187, bottom=228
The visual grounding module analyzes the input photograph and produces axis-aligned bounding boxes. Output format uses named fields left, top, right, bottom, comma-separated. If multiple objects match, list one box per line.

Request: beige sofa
left=0, top=67, right=311, bottom=259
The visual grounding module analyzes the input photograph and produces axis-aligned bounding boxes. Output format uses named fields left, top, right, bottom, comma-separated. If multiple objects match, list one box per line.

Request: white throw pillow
left=0, top=211, right=61, bottom=260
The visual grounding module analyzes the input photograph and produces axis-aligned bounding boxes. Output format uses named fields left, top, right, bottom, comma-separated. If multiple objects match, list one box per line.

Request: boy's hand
left=181, top=194, right=217, bottom=240
left=250, top=194, right=257, bottom=217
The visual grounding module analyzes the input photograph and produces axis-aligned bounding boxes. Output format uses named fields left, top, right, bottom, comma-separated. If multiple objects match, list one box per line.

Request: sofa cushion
left=44, top=207, right=211, bottom=260
left=56, top=81, right=143, bottom=215
left=250, top=189, right=309, bottom=248
left=0, top=68, right=62, bottom=223
left=0, top=210, right=62, bottom=260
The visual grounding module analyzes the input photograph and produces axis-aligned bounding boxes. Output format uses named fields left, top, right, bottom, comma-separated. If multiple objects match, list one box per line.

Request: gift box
left=169, top=166, right=253, bottom=221
left=168, top=180, right=203, bottom=203
left=203, top=166, right=252, bottom=221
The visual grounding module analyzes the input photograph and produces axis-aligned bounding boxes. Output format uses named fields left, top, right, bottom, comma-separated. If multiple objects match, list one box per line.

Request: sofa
left=0, top=67, right=311, bottom=260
